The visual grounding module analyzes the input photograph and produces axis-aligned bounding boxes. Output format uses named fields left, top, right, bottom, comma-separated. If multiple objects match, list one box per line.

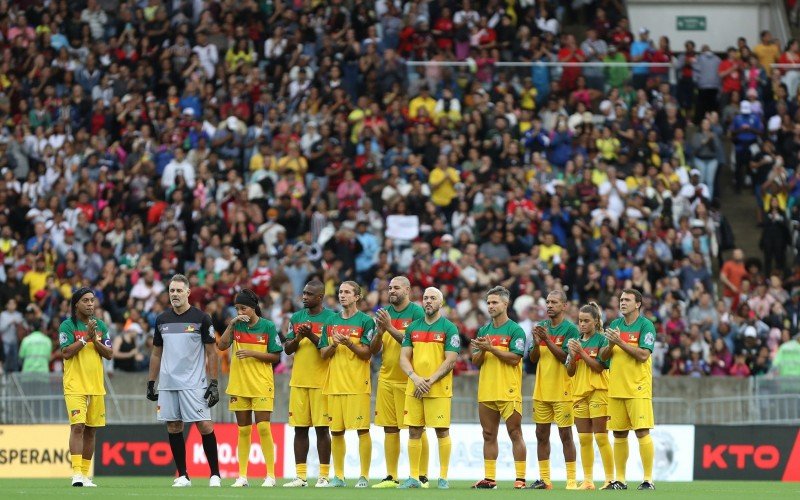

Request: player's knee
left=197, top=421, right=214, bottom=435
left=535, top=425, right=549, bottom=441
left=634, top=428, right=650, bottom=439
left=295, top=426, right=310, bottom=437
left=507, top=427, right=523, bottom=442
left=434, top=428, right=449, bottom=439
left=384, top=426, right=399, bottom=434
left=613, top=430, right=628, bottom=439
left=71, top=423, right=86, bottom=434
left=167, top=421, right=184, bottom=433
left=357, top=429, right=369, bottom=436
left=558, top=427, right=574, bottom=443
left=314, top=427, right=329, bottom=439
left=482, top=428, right=497, bottom=442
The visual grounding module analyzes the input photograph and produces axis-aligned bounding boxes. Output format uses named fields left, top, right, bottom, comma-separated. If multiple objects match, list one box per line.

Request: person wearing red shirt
left=719, top=47, right=743, bottom=99
left=609, top=18, right=634, bottom=57
left=251, top=255, right=273, bottom=298
left=558, top=34, right=585, bottom=92
left=720, top=249, right=749, bottom=307
left=432, top=7, right=455, bottom=54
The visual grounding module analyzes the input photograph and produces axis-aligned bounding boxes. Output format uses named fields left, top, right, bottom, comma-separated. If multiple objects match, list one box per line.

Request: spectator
left=754, top=30, right=781, bottom=73
left=693, top=45, right=722, bottom=122
left=18, top=321, right=53, bottom=373
left=771, top=333, right=800, bottom=376
left=0, top=299, right=24, bottom=372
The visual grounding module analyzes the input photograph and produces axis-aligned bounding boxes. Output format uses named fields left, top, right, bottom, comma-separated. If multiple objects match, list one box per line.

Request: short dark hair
left=170, top=274, right=190, bottom=288
left=621, top=288, right=643, bottom=305
left=486, top=286, right=510, bottom=302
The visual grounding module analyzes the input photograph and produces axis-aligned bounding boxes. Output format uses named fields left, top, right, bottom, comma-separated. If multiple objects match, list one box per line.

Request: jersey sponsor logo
left=584, top=347, right=599, bottom=358
left=330, top=325, right=363, bottom=338
left=185, top=325, right=196, bottom=333
left=411, top=331, right=447, bottom=343
left=71, top=409, right=80, bottom=417
left=485, top=335, right=510, bottom=348
left=621, top=331, right=641, bottom=344
left=390, top=319, right=412, bottom=331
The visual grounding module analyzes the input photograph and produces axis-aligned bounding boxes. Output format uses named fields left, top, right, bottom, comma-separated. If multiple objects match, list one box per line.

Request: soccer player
left=319, top=281, right=376, bottom=488
left=528, top=290, right=579, bottom=490
left=599, top=289, right=657, bottom=490
left=565, top=302, right=614, bottom=490
left=397, top=287, right=459, bottom=490
left=370, top=276, right=428, bottom=489
left=147, top=274, right=222, bottom=487
left=217, top=289, right=283, bottom=487
left=283, top=280, right=337, bottom=488
left=470, top=286, right=527, bottom=489
left=59, top=288, right=113, bottom=487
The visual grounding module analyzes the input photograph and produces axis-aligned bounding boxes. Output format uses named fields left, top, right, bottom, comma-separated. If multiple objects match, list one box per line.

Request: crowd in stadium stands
left=2, top=0, right=800, bottom=379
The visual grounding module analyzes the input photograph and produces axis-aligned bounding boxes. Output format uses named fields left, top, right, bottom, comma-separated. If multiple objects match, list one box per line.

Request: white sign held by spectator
left=385, top=215, right=420, bottom=241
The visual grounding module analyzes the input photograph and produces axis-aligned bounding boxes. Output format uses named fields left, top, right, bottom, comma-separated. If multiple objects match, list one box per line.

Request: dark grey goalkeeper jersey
left=153, top=306, right=215, bottom=390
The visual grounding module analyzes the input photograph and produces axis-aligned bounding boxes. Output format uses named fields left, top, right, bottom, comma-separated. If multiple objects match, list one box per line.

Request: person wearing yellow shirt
left=625, top=162, right=651, bottom=192
left=538, top=233, right=564, bottom=266
left=596, top=127, right=620, bottom=162
left=348, top=97, right=369, bottom=144
left=23, top=259, right=49, bottom=301
left=565, top=302, right=614, bottom=490
left=470, top=286, right=528, bottom=489
left=58, top=288, right=113, bottom=487
left=520, top=77, right=538, bottom=111
left=528, top=290, right=579, bottom=490
left=591, top=161, right=610, bottom=187
left=599, top=289, right=657, bottom=491
left=408, top=86, right=437, bottom=120
left=277, top=144, right=308, bottom=179
left=249, top=142, right=279, bottom=172
left=429, top=156, right=460, bottom=209
left=753, top=30, right=781, bottom=72
left=217, top=289, right=283, bottom=488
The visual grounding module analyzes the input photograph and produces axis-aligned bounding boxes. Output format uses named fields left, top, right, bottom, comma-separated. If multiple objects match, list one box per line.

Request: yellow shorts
left=229, top=395, right=274, bottom=412
left=65, top=394, right=105, bottom=427
left=289, top=387, right=328, bottom=427
left=403, top=395, right=451, bottom=428
left=374, top=379, right=407, bottom=428
left=608, top=398, right=654, bottom=431
left=327, top=393, right=371, bottom=432
left=533, top=399, right=574, bottom=427
left=480, top=400, right=522, bottom=421
left=574, top=390, right=609, bottom=420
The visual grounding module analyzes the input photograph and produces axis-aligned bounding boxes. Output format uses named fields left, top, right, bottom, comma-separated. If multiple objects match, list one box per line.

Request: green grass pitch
left=1, top=479, right=799, bottom=499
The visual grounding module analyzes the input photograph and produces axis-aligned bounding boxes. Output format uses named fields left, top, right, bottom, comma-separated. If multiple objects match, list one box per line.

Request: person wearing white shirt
left=597, top=166, right=628, bottom=219
left=679, top=169, right=711, bottom=200
left=161, top=148, right=196, bottom=189
left=192, top=31, right=219, bottom=79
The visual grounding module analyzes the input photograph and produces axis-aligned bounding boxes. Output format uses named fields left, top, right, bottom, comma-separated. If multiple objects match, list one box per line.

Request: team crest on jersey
left=185, top=325, right=196, bottom=332
left=71, top=409, right=80, bottom=417
left=402, top=320, right=410, bottom=328
left=230, top=397, right=237, bottom=403
left=434, top=333, right=443, bottom=342
left=514, top=339, right=524, bottom=351
left=644, top=332, right=655, bottom=345
left=450, top=335, right=460, bottom=348
left=59, top=332, right=68, bottom=345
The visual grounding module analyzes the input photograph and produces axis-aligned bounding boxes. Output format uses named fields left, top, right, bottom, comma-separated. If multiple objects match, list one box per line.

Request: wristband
left=79, top=337, right=88, bottom=346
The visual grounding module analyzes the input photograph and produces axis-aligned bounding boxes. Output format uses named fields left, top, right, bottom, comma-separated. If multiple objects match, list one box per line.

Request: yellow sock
left=595, top=433, right=614, bottom=482
left=438, top=436, right=451, bottom=480
left=296, top=463, right=307, bottom=481
left=579, top=433, right=594, bottom=482
left=638, top=434, right=654, bottom=483
left=81, top=458, right=91, bottom=477
left=419, top=431, right=429, bottom=478
left=566, top=461, right=577, bottom=484
left=319, top=463, right=330, bottom=479
left=485, top=459, right=497, bottom=481
left=359, top=432, right=371, bottom=478
left=237, top=425, right=252, bottom=478
left=257, top=422, right=274, bottom=478
left=538, top=459, right=551, bottom=484
left=614, top=436, right=629, bottom=484
left=71, top=454, right=82, bottom=475
left=385, top=432, right=400, bottom=479
left=332, top=435, right=345, bottom=479
left=515, top=460, right=526, bottom=481
left=408, top=438, right=422, bottom=478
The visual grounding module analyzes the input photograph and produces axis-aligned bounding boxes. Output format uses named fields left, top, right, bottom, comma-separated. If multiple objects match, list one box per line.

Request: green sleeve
left=413, top=303, right=425, bottom=321
left=562, top=324, right=580, bottom=353
left=286, top=320, right=296, bottom=340
left=509, top=326, right=525, bottom=356
left=597, top=335, right=611, bottom=368
left=401, top=327, right=414, bottom=348
left=58, top=321, right=75, bottom=350
left=267, top=322, right=283, bottom=353
left=361, top=316, right=376, bottom=345
left=318, top=326, right=329, bottom=349
left=444, top=321, right=461, bottom=353
left=638, top=319, right=656, bottom=352
left=472, top=324, right=486, bottom=354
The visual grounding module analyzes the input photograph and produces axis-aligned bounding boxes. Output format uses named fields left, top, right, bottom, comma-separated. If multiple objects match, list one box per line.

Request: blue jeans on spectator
left=3, top=341, right=19, bottom=372
left=694, top=157, right=719, bottom=198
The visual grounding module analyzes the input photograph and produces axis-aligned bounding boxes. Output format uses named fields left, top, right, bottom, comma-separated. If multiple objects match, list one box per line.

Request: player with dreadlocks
left=58, top=287, right=113, bottom=487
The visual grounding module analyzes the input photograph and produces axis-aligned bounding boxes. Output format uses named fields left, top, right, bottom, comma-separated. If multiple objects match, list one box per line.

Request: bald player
left=370, top=276, right=428, bottom=488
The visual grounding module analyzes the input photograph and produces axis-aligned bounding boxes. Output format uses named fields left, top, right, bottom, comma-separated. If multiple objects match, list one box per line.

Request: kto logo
left=703, top=444, right=781, bottom=469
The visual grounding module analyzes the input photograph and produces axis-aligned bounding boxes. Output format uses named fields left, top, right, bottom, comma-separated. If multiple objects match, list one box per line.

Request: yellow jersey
left=319, top=311, right=375, bottom=395
left=607, top=316, right=656, bottom=399
left=474, top=319, right=526, bottom=403
left=58, top=318, right=110, bottom=395
left=226, top=318, right=283, bottom=398
left=379, top=302, right=425, bottom=386
left=286, top=308, right=338, bottom=388
left=571, top=332, right=610, bottom=399
left=402, top=316, right=460, bottom=398
left=533, top=319, right=579, bottom=402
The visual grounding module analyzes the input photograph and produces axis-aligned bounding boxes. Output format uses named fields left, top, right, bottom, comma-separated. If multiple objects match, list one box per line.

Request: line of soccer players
left=58, top=274, right=656, bottom=490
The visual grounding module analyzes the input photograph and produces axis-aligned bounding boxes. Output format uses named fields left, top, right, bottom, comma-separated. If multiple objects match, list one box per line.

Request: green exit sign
left=677, top=16, right=707, bottom=31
